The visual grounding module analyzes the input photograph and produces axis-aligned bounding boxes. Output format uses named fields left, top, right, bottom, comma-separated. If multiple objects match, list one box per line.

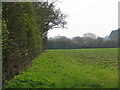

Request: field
left=4, top=48, right=118, bottom=88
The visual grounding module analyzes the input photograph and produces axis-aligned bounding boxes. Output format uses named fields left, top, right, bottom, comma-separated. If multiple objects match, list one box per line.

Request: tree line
left=47, top=33, right=118, bottom=49
left=2, top=1, right=67, bottom=84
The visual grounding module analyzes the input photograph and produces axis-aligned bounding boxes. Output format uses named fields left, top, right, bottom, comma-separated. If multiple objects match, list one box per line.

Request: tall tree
left=83, top=33, right=96, bottom=39
left=34, top=1, right=67, bottom=49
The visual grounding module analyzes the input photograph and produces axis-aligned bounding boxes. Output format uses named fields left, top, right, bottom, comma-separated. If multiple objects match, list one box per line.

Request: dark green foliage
left=2, top=2, right=44, bottom=85
left=2, top=2, right=67, bottom=85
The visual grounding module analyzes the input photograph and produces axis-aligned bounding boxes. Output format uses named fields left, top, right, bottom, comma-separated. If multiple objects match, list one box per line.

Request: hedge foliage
left=2, top=2, right=44, bottom=84
left=2, top=2, right=67, bottom=85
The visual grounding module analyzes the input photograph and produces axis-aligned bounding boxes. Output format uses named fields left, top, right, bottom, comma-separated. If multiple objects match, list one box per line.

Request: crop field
left=4, top=48, right=118, bottom=88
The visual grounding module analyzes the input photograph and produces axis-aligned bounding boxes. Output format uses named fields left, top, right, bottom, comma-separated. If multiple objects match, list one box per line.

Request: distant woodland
left=47, top=30, right=119, bottom=49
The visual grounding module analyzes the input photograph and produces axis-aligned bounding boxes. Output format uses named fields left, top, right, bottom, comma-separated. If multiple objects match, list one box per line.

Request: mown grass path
left=5, top=48, right=118, bottom=88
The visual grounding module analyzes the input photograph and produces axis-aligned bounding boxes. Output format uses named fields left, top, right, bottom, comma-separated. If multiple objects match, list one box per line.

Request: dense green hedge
left=2, top=1, right=67, bottom=85
left=2, top=2, right=44, bottom=84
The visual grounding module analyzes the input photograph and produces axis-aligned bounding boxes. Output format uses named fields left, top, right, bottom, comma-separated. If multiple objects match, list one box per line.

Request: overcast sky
left=48, top=0, right=119, bottom=38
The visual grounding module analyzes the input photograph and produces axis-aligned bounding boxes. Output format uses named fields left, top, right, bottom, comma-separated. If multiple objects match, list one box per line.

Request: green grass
left=4, top=48, right=118, bottom=88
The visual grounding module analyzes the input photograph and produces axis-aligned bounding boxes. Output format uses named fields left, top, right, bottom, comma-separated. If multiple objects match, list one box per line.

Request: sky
left=48, top=0, right=119, bottom=38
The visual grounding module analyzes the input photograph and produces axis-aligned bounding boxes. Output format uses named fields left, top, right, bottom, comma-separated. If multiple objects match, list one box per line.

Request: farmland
left=4, top=48, right=118, bottom=88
